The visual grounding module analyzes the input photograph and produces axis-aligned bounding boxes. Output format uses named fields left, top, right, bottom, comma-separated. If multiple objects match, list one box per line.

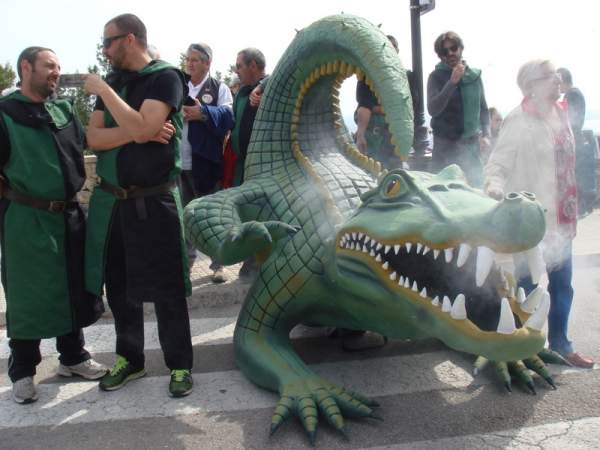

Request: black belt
left=97, top=179, right=175, bottom=200
left=0, top=178, right=76, bottom=213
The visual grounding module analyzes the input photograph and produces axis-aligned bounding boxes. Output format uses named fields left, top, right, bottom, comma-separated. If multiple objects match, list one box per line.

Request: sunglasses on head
left=102, top=33, right=130, bottom=49
left=441, top=44, right=459, bottom=56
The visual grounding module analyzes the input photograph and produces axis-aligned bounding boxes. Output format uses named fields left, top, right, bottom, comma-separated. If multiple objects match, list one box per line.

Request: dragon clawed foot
left=473, top=350, right=571, bottom=394
left=270, top=377, right=380, bottom=445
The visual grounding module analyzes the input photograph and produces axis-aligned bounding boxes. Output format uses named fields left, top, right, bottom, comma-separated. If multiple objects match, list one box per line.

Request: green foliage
left=0, top=62, right=16, bottom=92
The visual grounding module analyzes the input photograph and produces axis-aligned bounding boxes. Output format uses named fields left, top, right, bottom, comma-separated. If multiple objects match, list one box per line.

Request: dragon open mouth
left=337, top=230, right=550, bottom=335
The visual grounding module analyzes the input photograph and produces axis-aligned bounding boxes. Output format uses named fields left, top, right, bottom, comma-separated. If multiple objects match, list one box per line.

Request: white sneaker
left=12, top=377, right=38, bottom=404
left=211, top=267, right=227, bottom=283
left=58, top=358, right=107, bottom=380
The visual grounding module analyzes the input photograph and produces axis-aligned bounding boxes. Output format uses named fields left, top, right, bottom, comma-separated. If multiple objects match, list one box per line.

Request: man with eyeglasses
left=0, top=46, right=106, bottom=404
left=83, top=13, right=194, bottom=398
left=179, top=43, right=233, bottom=283
left=427, top=31, right=490, bottom=187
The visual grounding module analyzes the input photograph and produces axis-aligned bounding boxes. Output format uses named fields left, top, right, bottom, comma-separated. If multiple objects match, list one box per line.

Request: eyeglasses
left=102, top=34, right=129, bottom=49
left=441, top=45, right=459, bottom=56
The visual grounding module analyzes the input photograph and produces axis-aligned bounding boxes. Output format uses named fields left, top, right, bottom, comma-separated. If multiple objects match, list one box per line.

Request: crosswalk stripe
left=364, top=416, right=600, bottom=450
left=0, top=349, right=591, bottom=430
left=0, top=319, right=330, bottom=361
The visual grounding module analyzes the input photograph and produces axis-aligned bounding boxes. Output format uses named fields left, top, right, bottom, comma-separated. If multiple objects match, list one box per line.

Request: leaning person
left=84, top=13, right=194, bottom=397
left=0, top=47, right=106, bottom=404
left=484, top=59, right=594, bottom=368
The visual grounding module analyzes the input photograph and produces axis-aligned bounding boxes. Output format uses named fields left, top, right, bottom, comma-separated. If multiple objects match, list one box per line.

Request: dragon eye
left=382, top=175, right=407, bottom=198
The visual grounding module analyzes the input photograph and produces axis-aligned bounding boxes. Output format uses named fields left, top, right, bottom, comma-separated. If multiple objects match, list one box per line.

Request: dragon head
left=329, top=166, right=548, bottom=362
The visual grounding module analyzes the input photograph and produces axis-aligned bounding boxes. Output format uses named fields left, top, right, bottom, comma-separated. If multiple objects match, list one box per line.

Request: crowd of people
left=0, top=14, right=595, bottom=406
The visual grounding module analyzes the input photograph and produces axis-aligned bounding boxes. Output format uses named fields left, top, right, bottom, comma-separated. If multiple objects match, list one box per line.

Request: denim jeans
left=514, top=243, right=574, bottom=355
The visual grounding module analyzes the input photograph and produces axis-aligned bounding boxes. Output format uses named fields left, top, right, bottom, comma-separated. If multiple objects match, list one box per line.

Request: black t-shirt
left=94, top=66, right=184, bottom=187
left=356, top=80, right=379, bottom=110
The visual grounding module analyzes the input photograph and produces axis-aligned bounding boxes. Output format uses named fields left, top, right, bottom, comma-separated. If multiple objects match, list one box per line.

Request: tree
left=0, top=62, right=16, bottom=92
left=58, top=41, right=109, bottom=127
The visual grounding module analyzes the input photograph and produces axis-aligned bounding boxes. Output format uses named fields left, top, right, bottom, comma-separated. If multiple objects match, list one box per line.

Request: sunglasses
left=441, top=45, right=459, bottom=56
left=102, top=34, right=129, bottom=49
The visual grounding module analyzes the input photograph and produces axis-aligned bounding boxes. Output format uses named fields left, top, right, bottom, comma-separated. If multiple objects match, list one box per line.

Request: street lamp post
left=410, top=0, right=434, bottom=168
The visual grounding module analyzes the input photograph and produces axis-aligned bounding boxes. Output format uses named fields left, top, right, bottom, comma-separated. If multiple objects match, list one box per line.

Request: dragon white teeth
left=404, top=278, right=410, bottom=288
left=431, top=296, right=440, bottom=306
left=433, top=249, right=440, bottom=260
left=382, top=261, right=389, bottom=270
left=352, top=232, right=357, bottom=240
left=497, top=297, right=516, bottom=334
left=419, top=287, right=427, bottom=298
left=350, top=243, right=355, bottom=250
left=376, top=243, right=382, bottom=251
left=394, top=244, right=401, bottom=255
left=423, top=246, right=430, bottom=256
left=358, top=232, right=364, bottom=240
left=385, top=245, right=391, bottom=254
left=442, top=296, right=451, bottom=312
left=509, top=286, right=515, bottom=298
left=362, top=245, right=368, bottom=253
left=475, top=246, right=495, bottom=287
left=444, top=248, right=454, bottom=263
left=526, top=245, right=546, bottom=285
left=364, top=236, right=371, bottom=245
left=390, top=271, right=397, bottom=281
left=375, top=254, right=382, bottom=262
left=451, top=294, right=467, bottom=319
left=524, top=292, right=551, bottom=331
left=520, top=286, right=545, bottom=313
left=457, top=243, right=471, bottom=268
left=416, top=243, right=423, bottom=254
left=516, top=287, right=526, bottom=304
left=406, top=242, right=412, bottom=253
left=411, top=281, right=418, bottom=292
left=399, top=275, right=404, bottom=285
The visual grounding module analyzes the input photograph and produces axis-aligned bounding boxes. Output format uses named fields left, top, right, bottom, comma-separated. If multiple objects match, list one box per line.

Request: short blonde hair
left=516, top=59, right=553, bottom=96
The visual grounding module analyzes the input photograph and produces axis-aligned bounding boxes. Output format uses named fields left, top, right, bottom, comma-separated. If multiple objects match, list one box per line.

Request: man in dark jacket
left=427, top=31, right=490, bottom=187
left=0, top=47, right=106, bottom=404
left=84, top=13, right=193, bottom=398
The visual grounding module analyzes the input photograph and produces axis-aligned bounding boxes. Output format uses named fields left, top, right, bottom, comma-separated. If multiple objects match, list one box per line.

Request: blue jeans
left=515, top=243, right=574, bottom=355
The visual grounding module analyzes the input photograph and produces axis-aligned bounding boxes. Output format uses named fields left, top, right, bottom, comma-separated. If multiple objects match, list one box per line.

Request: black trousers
left=8, top=329, right=90, bottom=382
left=105, top=216, right=193, bottom=371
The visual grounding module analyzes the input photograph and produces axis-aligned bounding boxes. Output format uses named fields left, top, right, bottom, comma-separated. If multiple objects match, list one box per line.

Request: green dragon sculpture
left=184, top=14, right=557, bottom=443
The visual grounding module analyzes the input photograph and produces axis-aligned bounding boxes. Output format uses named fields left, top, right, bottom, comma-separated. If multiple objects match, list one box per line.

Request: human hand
left=450, top=63, right=465, bottom=85
left=479, top=136, right=491, bottom=151
left=486, top=185, right=504, bottom=201
left=84, top=74, right=110, bottom=96
left=150, top=120, right=176, bottom=144
left=183, top=98, right=204, bottom=122
left=356, top=130, right=368, bottom=154
left=249, top=86, right=263, bottom=107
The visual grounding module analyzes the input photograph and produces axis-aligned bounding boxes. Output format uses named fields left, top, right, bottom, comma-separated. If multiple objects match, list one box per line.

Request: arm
left=566, top=90, right=586, bottom=133
left=484, top=114, right=519, bottom=199
left=85, top=74, right=172, bottom=143
left=479, top=78, right=491, bottom=151
left=0, top=115, right=10, bottom=168
left=355, top=106, right=371, bottom=154
left=86, top=110, right=135, bottom=151
left=427, top=73, right=459, bottom=117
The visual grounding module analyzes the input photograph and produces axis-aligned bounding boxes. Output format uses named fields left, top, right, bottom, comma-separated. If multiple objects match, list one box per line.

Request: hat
left=189, top=43, right=212, bottom=61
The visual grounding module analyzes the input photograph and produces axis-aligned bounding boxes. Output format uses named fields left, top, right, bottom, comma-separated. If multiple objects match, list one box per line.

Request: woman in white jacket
left=484, top=59, right=594, bottom=368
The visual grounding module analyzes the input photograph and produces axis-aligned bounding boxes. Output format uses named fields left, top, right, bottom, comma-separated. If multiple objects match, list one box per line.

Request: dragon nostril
left=504, top=192, right=522, bottom=202
left=521, top=191, right=536, bottom=201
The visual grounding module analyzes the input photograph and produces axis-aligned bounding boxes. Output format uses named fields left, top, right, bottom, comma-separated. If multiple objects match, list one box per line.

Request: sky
left=2, top=0, right=600, bottom=128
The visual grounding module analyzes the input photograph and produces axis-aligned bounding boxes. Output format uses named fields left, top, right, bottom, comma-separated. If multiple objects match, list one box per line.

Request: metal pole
left=410, top=0, right=429, bottom=160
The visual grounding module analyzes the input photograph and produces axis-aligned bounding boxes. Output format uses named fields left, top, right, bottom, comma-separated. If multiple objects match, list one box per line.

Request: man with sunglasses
left=427, top=31, right=490, bottom=187
left=84, top=13, right=194, bottom=398
left=0, top=47, right=106, bottom=404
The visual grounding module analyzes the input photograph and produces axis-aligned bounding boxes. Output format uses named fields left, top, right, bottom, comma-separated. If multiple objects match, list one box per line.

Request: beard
left=30, top=72, right=58, bottom=99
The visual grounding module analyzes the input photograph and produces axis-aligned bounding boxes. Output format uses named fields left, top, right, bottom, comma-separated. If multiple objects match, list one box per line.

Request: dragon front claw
left=270, top=376, right=380, bottom=444
left=473, top=350, right=568, bottom=394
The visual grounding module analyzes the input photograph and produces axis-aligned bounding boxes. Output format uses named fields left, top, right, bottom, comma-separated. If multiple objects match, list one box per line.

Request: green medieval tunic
left=0, top=92, right=104, bottom=339
left=85, top=61, right=191, bottom=302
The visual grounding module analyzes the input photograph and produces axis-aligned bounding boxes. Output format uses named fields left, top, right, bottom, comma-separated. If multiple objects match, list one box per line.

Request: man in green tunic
left=0, top=47, right=106, bottom=404
left=84, top=14, right=193, bottom=398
